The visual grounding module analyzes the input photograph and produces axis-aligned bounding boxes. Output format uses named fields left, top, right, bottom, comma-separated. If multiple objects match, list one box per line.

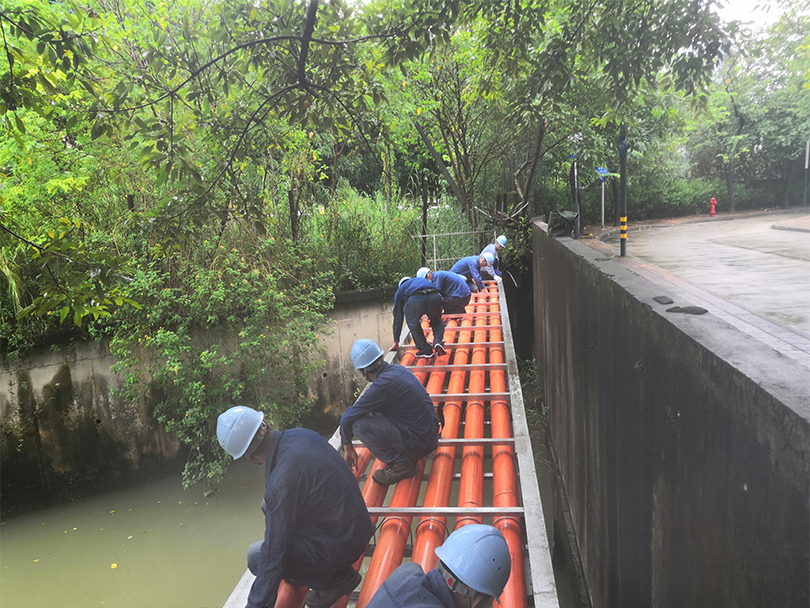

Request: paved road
left=596, top=210, right=810, bottom=367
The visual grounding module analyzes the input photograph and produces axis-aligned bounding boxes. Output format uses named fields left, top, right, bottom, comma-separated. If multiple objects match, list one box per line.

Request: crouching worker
left=417, top=267, right=471, bottom=315
left=341, top=339, right=439, bottom=486
left=216, top=406, right=375, bottom=608
left=480, top=235, right=507, bottom=282
left=366, top=524, right=511, bottom=608
left=450, top=252, right=494, bottom=294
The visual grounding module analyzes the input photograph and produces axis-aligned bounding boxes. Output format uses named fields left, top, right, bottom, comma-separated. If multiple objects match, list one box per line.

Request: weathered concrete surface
left=0, top=341, right=183, bottom=517
left=772, top=214, right=810, bottom=233
left=1, top=290, right=396, bottom=517
left=533, top=219, right=810, bottom=608
left=600, top=212, right=810, bottom=335
left=310, top=287, right=396, bottom=420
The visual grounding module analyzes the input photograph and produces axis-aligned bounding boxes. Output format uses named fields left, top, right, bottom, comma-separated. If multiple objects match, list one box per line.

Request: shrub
left=106, top=226, right=335, bottom=490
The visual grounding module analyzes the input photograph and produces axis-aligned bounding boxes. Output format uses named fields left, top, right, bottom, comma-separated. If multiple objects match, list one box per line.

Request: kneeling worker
left=217, top=406, right=375, bottom=608
left=417, top=266, right=471, bottom=315
left=365, top=524, right=511, bottom=608
left=342, top=339, right=439, bottom=486
left=391, top=275, right=447, bottom=358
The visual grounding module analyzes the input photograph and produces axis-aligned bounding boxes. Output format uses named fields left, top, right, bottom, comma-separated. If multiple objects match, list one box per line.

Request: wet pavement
left=586, top=209, right=810, bottom=368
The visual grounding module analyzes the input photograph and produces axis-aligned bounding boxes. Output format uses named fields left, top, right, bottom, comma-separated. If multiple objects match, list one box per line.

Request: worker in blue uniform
left=416, top=267, right=471, bottom=315
left=480, top=235, right=507, bottom=282
left=391, top=275, right=446, bottom=358
left=365, top=524, right=511, bottom=608
left=341, top=339, right=439, bottom=486
left=216, top=406, right=375, bottom=608
left=450, top=252, right=493, bottom=293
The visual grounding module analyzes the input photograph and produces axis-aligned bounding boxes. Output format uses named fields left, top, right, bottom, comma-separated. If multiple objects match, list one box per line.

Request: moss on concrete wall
left=1, top=289, right=395, bottom=517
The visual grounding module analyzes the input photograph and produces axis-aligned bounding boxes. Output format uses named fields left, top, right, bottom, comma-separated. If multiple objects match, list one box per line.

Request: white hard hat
left=399, top=276, right=411, bottom=287
left=416, top=267, right=431, bottom=279
left=435, top=524, right=511, bottom=599
left=482, top=252, right=495, bottom=265
left=217, top=406, right=264, bottom=459
left=350, top=339, right=385, bottom=370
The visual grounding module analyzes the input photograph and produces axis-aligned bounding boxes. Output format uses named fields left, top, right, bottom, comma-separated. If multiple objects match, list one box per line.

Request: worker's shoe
left=373, top=460, right=417, bottom=486
left=433, top=342, right=447, bottom=357
left=415, top=346, right=435, bottom=358
left=306, top=567, right=362, bottom=608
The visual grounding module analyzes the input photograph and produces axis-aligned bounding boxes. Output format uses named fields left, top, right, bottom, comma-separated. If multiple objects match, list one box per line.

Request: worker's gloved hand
left=495, top=275, right=503, bottom=283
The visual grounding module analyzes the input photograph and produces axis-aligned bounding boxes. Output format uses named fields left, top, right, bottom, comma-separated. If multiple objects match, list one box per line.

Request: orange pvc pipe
left=347, top=342, right=432, bottom=608
left=274, top=583, right=309, bottom=608
left=327, top=377, right=401, bottom=608
left=328, top=454, right=389, bottom=608
left=487, top=287, right=527, bottom=608
left=455, top=294, right=488, bottom=529
left=355, top=459, right=427, bottom=608
left=411, top=316, right=474, bottom=569
left=332, top=283, right=527, bottom=608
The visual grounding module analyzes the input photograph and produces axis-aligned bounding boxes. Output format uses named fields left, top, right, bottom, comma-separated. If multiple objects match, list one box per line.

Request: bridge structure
left=224, top=281, right=559, bottom=608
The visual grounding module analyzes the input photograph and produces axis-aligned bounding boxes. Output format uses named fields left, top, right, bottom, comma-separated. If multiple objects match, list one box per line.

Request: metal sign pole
left=619, top=132, right=628, bottom=257
left=597, top=166, right=608, bottom=229
left=804, top=139, right=810, bottom=207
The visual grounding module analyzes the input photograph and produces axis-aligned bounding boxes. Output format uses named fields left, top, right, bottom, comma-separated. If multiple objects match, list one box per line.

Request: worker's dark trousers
left=404, top=292, right=445, bottom=350
left=247, top=539, right=357, bottom=590
left=353, top=411, right=437, bottom=466
left=353, top=411, right=410, bottom=465
left=442, top=294, right=470, bottom=314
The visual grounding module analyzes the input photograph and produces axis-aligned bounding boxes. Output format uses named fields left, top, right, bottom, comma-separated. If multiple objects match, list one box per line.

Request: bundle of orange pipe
left=276, top=283, right=528, bottom=608
left=485, top=284, right=527, bottom=608
left=411, top=316, right=473, bottom=570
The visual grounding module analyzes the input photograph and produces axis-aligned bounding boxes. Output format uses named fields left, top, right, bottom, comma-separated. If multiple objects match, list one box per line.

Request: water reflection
left=1, top=460, right=265, bottom=608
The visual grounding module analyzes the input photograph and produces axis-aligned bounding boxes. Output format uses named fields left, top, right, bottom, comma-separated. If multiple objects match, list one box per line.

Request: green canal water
left=0, top=460, right=266, bottom=608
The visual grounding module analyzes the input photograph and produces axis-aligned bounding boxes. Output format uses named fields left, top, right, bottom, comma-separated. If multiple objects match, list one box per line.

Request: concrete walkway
left=773, top=214, right=810, bottom=233
left=586, top=209, right=810, bottom=369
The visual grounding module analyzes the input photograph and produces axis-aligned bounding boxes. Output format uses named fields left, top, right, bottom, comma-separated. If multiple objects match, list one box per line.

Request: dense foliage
left=2, top=0, right=807, bottom=487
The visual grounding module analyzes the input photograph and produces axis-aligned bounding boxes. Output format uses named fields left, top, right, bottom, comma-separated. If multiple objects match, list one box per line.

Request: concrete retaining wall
left=532, top=220, right=810, bottom=608
left=0, top=289, right=395, bottom=517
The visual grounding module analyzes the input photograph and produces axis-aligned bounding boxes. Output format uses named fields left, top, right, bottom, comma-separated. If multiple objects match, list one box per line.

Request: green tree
left=686, top=8, right=810, bottom=210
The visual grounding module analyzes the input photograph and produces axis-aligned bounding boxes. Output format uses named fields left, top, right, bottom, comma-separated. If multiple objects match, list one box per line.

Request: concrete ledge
left=334, top=285, right=398, bottom=304
left=772, top=214, right=810, bottom=233
left=533, top=219, right=810, bottom=608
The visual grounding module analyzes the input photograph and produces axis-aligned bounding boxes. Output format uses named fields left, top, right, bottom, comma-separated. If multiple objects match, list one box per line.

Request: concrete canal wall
left=0, top=289, right=395, bottom=517
left=532, top=220, right=810, bottom=608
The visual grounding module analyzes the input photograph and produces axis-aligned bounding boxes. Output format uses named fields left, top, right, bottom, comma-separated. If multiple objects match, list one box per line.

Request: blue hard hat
left=350, top=339, right=384, bottom=370
left=482, top=252, right=495, bottom=265
left=416, top=267, right=431, bottom=279
left=496, top=235, right=507, bottom=247
left=217, top=406, right=264, bottom=459
left=435, top=524, right=511, bottom=598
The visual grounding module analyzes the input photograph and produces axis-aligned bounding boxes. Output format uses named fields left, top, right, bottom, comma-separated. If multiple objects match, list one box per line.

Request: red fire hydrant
left=710, top=197, right=717, bottom=217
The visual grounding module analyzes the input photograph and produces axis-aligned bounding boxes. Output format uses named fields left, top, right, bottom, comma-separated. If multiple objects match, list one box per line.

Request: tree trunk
left=413, top=121, right=467, bottom=213
left=384, top=142, right=393, bottom=206
left=289, top=183, right=299, bottom=243
left=421, top=182, right=428, bottom=266
left=515, top=124, right=545, bottom=206
left=782, top=161, right=795, bottom=209
left=725, top=163, right=736, bottom=214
